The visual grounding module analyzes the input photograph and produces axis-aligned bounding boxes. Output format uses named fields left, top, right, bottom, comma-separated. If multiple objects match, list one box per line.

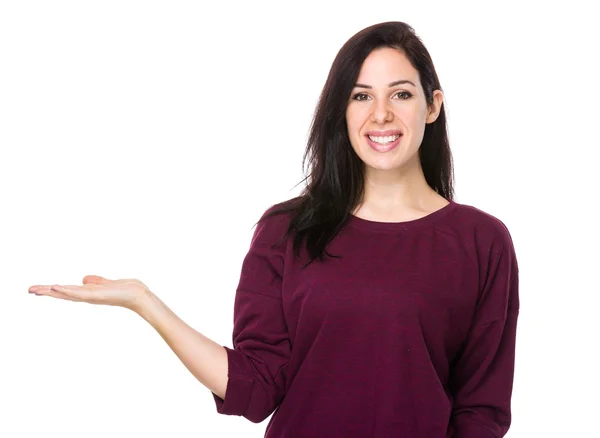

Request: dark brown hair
left=256, top=21, right=454, bottom=267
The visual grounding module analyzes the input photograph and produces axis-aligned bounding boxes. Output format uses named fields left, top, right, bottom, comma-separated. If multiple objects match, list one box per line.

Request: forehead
left=356, top=47, right=419, bottom=85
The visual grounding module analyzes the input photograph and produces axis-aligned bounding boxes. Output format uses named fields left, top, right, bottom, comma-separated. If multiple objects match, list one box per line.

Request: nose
left=370, top=99, right=393, bottom=124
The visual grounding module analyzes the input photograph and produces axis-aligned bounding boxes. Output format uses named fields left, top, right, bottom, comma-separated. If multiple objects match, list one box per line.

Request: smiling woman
left=28, top=20, right=519, bottom=438
left=264, top=20, right=455, bottom=254
left=210, top=21, right=519, bottom=438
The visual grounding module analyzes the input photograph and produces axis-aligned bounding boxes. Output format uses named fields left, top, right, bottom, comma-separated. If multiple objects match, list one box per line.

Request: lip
left=366, top=134, right=402, bottom=152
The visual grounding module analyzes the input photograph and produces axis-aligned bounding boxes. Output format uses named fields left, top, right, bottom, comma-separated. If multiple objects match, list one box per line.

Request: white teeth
left=368, top=134, right=400, bottom=144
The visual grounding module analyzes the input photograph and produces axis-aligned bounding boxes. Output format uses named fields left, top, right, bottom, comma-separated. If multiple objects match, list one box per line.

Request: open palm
left=28, top=275, right=150, bottom=312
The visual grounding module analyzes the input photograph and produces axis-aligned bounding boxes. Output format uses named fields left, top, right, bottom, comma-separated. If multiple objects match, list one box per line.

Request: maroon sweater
left=212, top=199, right=519, bottom=437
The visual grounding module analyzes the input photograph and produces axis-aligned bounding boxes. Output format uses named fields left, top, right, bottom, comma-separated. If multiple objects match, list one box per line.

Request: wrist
left=130, top=287, right=154, bottom=316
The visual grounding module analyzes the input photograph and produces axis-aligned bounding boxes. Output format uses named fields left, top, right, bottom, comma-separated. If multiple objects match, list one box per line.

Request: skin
left=28, top=275, right=149, bottom=310
left=345, top=47, right=448, bottom=221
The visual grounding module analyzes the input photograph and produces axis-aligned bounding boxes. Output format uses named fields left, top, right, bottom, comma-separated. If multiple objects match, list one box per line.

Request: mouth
left=366, top=133, right=402, bottom=144
left=365, top=133, right=403, bottom=152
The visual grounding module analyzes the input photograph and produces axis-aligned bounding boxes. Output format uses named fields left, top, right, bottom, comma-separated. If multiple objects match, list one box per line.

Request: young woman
left=29, top=21, right=519, bottom=438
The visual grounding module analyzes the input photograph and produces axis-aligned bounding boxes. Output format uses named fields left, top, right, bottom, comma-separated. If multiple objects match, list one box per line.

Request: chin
left=362, top=153, right=419, bottom=173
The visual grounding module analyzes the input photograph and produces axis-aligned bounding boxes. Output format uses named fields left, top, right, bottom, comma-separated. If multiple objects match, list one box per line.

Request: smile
left=368, top=134, right=401, bottom=144
left=366, top=134, right=402, bottom=152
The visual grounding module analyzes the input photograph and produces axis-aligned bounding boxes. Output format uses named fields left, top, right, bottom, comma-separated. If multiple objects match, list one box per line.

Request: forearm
left=134, top=290, right=228, bottom=400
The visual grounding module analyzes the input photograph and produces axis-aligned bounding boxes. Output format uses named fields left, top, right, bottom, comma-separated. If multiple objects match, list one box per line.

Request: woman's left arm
left=448, top=233, right=520, bottom=438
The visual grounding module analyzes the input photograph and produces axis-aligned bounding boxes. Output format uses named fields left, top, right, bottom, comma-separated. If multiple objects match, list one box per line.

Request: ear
left=426, top=89, right=444, bottom=124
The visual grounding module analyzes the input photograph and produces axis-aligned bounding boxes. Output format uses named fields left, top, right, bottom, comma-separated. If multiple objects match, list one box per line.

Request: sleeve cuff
left=211, top=346, right=255, bottom=416
left=450, top=416, right=500, bottom=438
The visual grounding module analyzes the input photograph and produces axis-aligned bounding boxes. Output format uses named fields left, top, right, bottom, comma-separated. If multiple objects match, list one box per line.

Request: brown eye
left=352, top=93, right=369, bottom=101
left=394, top=91, right=412, bottom=100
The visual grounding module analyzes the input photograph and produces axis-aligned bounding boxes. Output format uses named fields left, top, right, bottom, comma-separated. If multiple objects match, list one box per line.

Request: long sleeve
left=448, top=230, right=520, bottom=437
left=212, top=210, right=292, bottom=423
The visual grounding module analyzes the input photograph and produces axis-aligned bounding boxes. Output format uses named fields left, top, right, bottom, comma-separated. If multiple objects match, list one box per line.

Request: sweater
left=212, top=199, right=520, bottom=437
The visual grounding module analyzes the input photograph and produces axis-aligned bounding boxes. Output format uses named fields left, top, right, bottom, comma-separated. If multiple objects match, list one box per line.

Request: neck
left=358, top=160, right=438, bottom=212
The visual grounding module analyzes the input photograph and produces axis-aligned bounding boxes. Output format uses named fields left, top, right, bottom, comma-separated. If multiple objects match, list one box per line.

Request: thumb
left=82, top=275, right=112, bottom=284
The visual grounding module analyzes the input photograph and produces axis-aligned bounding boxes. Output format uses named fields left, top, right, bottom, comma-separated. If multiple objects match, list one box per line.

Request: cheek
left=395, top=106, right=418, bottom=124
left=345, top=115, right=357, bottom=137
left=345, top=108, right=368, bottom=135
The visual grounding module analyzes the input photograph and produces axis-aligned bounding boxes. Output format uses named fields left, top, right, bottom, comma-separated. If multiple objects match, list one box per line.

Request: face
left=345, top=47, right=443, bottom=178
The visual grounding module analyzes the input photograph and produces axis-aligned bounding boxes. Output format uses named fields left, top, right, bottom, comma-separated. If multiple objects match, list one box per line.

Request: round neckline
left=347, top=199, right=458, bottom=232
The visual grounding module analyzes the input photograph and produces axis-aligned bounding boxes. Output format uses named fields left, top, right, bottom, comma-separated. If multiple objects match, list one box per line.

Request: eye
left=351, top=92, right=370, bottom=101
left=394, top=91, right=412, bottom=100
left=350, top=91, right=413, bottom=102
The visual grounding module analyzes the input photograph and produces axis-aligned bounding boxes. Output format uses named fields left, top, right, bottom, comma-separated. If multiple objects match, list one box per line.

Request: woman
left=29, top=21, right=519, bottom=437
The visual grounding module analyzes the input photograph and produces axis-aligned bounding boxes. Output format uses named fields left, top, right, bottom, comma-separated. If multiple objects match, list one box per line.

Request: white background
left=1, top=1, right=598, bottom=437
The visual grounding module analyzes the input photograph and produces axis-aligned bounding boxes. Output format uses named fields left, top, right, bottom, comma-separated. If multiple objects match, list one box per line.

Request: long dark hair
left=256, top=21, right=454, bottom=267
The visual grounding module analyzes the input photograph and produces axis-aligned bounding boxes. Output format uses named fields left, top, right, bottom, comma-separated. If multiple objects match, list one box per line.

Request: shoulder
left=250, top=201, right=296, bottom=248
left=451, top=201, right=516, bottom=257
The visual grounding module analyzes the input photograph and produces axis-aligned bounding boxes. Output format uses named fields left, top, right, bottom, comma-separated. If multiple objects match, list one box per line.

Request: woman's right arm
left=136, top=207, right=291, bottom=423
left=135, top=290, right=228, bottom=400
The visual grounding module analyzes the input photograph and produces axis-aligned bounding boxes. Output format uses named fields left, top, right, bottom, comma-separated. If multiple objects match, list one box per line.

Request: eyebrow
left=354, top=79, right=416, bottom=89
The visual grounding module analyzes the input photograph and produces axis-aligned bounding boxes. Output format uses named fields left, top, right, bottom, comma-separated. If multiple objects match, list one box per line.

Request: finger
left=29, top=285, right=64, bottom=293
left=32, top=286, right=83, bottom=302
left=51, top=285, right=88, bottom=301
left=51, top=289, right=84, bottom=302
